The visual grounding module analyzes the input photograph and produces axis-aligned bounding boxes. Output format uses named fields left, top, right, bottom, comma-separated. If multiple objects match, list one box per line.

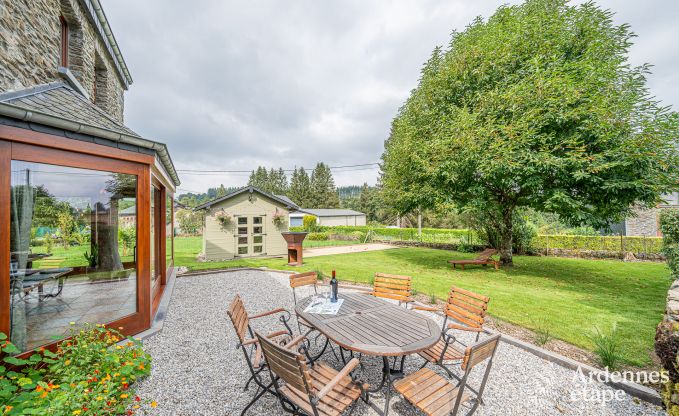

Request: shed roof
left=294, top=209, right=365, bottom=217
left=194, top=186, right=299, bottom=210
left=0, top=82, right=180, bottom=186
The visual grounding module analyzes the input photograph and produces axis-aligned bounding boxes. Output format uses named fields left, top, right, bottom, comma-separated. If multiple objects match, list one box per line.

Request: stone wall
left=0, top=0, right=126, bottom=122
left=626, top=207, right=660, bottom=237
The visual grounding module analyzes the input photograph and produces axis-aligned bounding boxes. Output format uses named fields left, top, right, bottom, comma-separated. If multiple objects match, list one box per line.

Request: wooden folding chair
left=256, top=330, right=367, bottom=416
left=289, top=272, right=332, bottom=360
left=394, top=334, right=501, bottom=416
left=414, top=287, right=490, bottom=373
left=227, top=295, right=294, bottom=415
left=371, top=273, right=413, bottom=307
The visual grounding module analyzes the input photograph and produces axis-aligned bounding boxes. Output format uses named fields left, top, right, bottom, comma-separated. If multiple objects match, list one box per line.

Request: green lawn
left=30, top=244, right=134, bottom=268
left=173, top=235, right=669, bottom=367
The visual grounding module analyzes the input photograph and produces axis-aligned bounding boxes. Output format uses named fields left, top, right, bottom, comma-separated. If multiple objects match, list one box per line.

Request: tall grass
left=532, top=318, right=552, bottom=346
left=590, top=324, right=623, bottom=370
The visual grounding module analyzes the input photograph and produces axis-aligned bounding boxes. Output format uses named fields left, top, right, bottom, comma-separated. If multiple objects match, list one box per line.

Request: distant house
left=119, top=205, right=136, bottom=228
left=195, top=186, right=298, bottom=260
left=290, top=209, right=366, bottom=227
left=624, top=192, right=679, bottom=236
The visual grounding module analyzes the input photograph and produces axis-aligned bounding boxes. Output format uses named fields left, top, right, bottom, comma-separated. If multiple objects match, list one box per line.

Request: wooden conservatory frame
left=0, top=124, right=176, bottom=354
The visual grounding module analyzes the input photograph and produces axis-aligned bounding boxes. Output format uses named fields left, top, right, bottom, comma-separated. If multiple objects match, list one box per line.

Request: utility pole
left=417, top=207, right=422, bottom=237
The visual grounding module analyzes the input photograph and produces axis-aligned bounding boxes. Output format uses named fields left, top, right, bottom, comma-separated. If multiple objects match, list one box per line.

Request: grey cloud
left=102, top=0, right=679, bottom=193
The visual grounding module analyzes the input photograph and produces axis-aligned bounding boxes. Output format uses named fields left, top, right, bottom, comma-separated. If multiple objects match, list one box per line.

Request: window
left=238, top=217, right=247, bottom=225
left=9, top=161, right=138, bottom=353
left=253, top=226, right=263, bottom=234
left=238, top=227, right=247, bottom=235
left=253, top=246, right=263, bottom=254
left=60, top=16, right=68, bottom=67
left=253, top=217, right=262, bottom=225
left=253, top=236, right=263, bottom=244
left=238, top=237, right=247, bottom=245
left=238, top=247, right=248, bottom=255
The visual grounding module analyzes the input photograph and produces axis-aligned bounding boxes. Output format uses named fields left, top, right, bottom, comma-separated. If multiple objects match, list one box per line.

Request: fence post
left=620, top=232, right=624, bottom=255
left=546, top=234, right=549, bottom=256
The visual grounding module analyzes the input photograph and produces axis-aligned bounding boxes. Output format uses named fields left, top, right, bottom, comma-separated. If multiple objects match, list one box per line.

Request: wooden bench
left=449, top=248, right=499, bottom=270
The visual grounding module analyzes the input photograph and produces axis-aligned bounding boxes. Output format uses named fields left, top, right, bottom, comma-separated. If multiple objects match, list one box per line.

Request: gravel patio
left=136, top=270, right=665, bottom=415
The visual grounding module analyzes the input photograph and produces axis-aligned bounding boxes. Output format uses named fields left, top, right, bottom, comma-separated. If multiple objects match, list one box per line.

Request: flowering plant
left=272, top=209, right=287, bottom=228
left=0, top=324, right=154, bottom=415
left=214, top=209, right=233, bottom=229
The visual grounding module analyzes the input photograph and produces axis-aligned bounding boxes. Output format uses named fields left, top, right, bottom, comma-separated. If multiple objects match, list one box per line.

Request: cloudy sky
left=102, top=1, right=679, bottom=194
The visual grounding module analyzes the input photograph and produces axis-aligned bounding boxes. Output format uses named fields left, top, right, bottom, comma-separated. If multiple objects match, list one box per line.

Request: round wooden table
left=296, top=292, right=441, bottom=415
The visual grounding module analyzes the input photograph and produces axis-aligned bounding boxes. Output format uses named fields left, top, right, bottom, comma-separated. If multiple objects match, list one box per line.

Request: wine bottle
left=330, top=269, right=338, bottom=303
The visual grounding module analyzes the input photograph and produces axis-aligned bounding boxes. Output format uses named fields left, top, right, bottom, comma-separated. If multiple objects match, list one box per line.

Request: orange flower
left=120, top=394, right=129, bottom=399
left=150, top=401, right=158, bottom=408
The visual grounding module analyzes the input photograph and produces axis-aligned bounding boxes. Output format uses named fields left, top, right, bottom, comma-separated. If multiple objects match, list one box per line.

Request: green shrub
left=661, top=209, right=679, bottom=278
left=302, top=215, right=318, bottom=232
left=0, top=324, right=152, bottom=415
left=307, top=232, right=329, bottom=241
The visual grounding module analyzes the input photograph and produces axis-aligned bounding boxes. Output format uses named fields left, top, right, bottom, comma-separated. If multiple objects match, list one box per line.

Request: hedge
left=534, top=234, right=662, bottom=254
left=290, top=225, right=663, bottom=254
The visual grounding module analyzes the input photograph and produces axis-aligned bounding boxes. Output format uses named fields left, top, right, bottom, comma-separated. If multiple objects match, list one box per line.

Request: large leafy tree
left=381, top=0, right=678, bottom=265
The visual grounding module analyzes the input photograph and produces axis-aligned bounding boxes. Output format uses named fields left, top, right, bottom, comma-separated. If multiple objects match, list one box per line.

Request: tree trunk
left=498, top=206, right=514, bottom=266
left=92, top=198, right=123, bottom=271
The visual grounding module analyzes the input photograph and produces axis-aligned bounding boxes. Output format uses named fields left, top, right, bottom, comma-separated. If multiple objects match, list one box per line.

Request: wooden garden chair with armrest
left=412, top=287, right=490, bottom=378
left=394, top=333, right=501, bottom=416
left=289, top=272, right=332, bottom=360
left=256, top=330, right=368, bottom=416
left=449, top=249, right=499, bottom=270
left=371, top=273, right=414, bottom=307
left=227, top=295, right=295, bottom=416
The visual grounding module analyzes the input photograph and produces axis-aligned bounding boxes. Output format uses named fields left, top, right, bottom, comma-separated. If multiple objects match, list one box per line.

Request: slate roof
left=294, top=209, right=365, bottom=217
left=0, top=82, right=180, bottom=185
left=274, top=194, right=298, bottom=208
left=0, top=82, right=138, bottom=137
left=194, top=186, right=299, bottom=210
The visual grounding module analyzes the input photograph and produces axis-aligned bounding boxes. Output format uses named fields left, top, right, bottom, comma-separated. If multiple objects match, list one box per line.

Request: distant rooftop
left=294, top=209, right=365, bottom=217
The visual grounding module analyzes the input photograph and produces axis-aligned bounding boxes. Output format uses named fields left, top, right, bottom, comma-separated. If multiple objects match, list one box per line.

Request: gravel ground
left=135, top=270, right=666, bottom=416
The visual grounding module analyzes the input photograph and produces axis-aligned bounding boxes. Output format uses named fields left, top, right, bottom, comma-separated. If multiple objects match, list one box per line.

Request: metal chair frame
left=289, top=272, right=332, bottom=361
left=227, top=295, right=294, bottom=416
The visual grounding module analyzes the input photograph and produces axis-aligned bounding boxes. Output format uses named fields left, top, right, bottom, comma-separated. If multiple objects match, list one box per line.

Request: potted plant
left=272, top=209, right=287, bottom=228
left=215, top=209, right=233, bottom=230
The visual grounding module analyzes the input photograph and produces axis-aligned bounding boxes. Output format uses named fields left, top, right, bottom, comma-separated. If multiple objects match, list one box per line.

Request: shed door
left=235, top=215, right=265, bottom=257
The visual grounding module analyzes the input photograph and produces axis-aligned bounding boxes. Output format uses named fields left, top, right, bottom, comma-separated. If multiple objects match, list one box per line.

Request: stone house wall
left=625, top=207, right=660, bottom=237
left=0, top=0, right=126, bottom=121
